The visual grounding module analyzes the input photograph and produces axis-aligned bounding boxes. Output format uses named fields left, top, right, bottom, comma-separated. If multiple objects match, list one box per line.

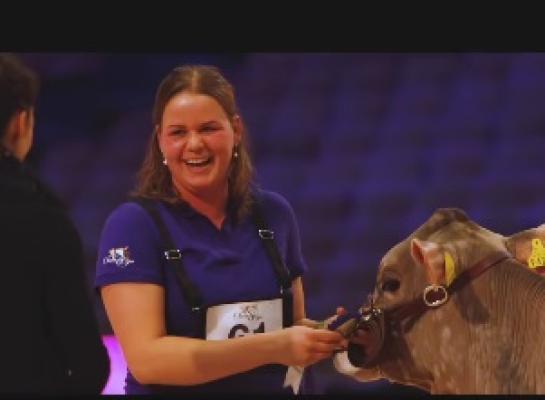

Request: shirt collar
left=168, top=197, right=238, bottom=227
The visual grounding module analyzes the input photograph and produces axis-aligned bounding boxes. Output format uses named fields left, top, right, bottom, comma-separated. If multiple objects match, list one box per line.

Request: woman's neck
left=175, top=183, right=229, bottom=230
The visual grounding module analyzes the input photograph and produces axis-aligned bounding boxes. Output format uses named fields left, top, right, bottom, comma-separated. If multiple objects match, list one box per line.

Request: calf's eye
left=382, top=279, right=400, bottom=293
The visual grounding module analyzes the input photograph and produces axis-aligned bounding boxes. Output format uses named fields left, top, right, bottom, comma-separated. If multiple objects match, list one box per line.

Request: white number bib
left=205, top=298, right=283, bottom=340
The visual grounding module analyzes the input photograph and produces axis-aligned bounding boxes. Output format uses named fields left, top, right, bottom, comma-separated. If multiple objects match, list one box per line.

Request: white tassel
left=283, top=365, right=304, bottom=394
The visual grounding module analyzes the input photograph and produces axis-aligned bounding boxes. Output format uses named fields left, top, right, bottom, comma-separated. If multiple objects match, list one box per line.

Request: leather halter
left=386, top=251, right=512, bottom=326
left=350, top=251, right=512, bottom=368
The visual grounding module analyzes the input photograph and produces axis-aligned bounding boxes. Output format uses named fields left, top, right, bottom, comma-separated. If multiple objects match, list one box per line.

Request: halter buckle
left=423, top=284, right=448, bottom=307
left=164, top=249, right=182, bottom=260
left=258, top=229, right=274, bottom=239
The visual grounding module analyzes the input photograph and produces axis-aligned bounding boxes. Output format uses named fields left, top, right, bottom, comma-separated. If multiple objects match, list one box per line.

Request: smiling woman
left=134, top=66, right=253, bottom=225
left=157, top=92, right=241, bottom=227
left=94, top=65, right=347, bottom=395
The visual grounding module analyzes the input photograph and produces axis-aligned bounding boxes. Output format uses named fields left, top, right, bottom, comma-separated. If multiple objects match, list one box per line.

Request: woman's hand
left=273, top=325, right=347, bottom=368
left=320, top=306, right=348, bottom=328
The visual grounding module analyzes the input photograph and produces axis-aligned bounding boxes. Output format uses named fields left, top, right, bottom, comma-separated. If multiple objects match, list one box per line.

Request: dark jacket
left=0, top=153, right=110, bottom=394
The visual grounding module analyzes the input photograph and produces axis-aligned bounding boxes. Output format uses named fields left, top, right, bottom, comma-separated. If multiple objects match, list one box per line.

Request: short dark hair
left=0, top=53, right=39, bottom=138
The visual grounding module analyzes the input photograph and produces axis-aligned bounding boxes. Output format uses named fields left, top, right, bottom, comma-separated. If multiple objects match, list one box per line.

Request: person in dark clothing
left=0, top=53, right=110, bottom=394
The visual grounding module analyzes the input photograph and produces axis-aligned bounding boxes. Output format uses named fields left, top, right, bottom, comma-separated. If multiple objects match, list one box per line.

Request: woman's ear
left=232, top=115, right=242, bottom=145
left=155, top=124, right=164, bottom=150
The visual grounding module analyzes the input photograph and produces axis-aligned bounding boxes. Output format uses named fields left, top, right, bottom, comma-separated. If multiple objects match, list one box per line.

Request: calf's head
left=335, top=208, right=545, bottom=392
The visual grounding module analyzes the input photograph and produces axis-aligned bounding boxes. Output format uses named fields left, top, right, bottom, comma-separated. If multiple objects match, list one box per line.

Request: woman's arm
left=101, top=282, right=345, bottom=386
left=292, top=276, right=320, bottom=328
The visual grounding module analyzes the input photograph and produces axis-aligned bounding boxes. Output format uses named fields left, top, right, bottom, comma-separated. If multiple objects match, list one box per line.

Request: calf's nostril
left=347, top=342, right=367, bottom=367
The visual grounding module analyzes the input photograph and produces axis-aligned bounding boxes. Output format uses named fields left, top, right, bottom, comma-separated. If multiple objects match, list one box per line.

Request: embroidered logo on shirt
left=103, top=246, right=135, bottom=268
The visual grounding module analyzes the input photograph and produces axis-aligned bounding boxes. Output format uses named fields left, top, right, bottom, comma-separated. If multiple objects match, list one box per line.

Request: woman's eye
left=169, top=129, right=185, bottom=136
left=381, top=279, right=400, bottom=293
left=202, top=126, right=218, bottom=132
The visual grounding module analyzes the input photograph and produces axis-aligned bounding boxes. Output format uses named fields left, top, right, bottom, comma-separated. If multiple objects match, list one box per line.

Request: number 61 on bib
left=205, top=298, right=283, bottom=340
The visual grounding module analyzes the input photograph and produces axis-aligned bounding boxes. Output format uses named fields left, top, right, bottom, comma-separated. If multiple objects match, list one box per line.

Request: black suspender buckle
left=164, top=249, right=182, bottom=260
left=258, top=229, right=274, bottom=239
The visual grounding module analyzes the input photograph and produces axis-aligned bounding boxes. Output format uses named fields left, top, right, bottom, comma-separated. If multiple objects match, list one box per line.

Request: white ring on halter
left=423, top=284, right=448, bottom=307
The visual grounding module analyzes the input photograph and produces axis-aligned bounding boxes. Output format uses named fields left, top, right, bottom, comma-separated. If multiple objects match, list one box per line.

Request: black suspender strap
left=131, top=197, right=204, bottom=312
left=252, top=199, right=292, bottom=291
left=252, top=198, right=294, bottom=327
left=131, top=195, right=293, bottom=326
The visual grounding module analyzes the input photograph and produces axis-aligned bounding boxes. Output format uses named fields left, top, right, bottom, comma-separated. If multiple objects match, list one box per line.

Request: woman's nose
left=186, top=131, right=203, bottom=149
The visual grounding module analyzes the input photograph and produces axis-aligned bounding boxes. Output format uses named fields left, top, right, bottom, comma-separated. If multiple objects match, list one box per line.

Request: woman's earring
left=163, top=158, right=168, bottom=165
left=233, top=146, right=239, bottom=159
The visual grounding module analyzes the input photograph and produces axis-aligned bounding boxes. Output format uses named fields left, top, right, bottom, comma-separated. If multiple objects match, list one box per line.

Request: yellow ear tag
left=445, top=251, right=456, bottom=287
left=528, top=239, right=545, bottom=269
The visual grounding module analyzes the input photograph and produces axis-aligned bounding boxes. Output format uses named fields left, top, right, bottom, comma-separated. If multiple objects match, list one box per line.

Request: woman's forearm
left=130, top=331, right=283, bottom=386
left=295, top=317, right=323, bottom=329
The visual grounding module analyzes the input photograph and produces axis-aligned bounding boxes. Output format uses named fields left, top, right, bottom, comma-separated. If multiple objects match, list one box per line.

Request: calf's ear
left=410, top=238, right=446, bottom=286
left=505, top=224, right=545, bottom=274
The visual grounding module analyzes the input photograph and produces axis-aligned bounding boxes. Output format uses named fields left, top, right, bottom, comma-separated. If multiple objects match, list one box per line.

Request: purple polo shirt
left=95, top=189, right=307, bottom=394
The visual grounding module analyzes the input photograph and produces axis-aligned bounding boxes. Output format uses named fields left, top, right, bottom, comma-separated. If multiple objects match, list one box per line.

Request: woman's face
left=158, top=92, right=241, bottom=199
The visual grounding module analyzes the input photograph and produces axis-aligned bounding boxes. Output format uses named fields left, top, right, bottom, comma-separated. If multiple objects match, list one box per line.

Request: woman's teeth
left=185, top=158, right=211, bottom=167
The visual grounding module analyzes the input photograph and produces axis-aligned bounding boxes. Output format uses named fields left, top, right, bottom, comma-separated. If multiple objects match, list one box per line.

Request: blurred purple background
left=19, top=53, right=545, bottom=395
